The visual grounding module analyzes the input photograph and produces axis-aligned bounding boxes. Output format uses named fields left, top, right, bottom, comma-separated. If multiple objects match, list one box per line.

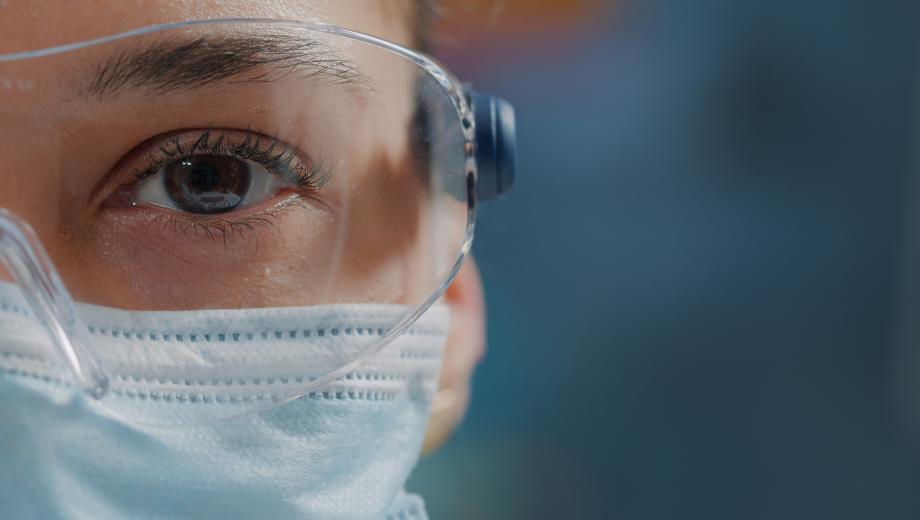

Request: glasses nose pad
left=0, top=209, right=108, bottom=398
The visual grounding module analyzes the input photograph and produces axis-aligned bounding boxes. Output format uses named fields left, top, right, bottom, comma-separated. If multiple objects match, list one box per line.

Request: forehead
left=0, top=0, right=414, bottom=54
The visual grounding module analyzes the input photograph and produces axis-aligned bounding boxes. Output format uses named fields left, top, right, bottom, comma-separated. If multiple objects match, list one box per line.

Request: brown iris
left=163, top=155, right=252, bottom=214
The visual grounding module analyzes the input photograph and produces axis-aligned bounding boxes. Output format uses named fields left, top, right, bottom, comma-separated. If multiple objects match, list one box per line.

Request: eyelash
left=148, top=195, right=311, bottom=247
left=133, top=127, right=328, bottom=193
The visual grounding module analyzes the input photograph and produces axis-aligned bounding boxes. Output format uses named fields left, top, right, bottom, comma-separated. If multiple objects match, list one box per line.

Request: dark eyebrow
left=83, top=33, right=371, bottom=100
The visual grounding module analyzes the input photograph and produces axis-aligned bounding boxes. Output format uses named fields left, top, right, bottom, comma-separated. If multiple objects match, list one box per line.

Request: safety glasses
left=0, top=18, right=516, bottom=424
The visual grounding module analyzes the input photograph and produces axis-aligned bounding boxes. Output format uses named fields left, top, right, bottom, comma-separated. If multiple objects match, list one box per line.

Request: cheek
left=67, top=205, right=333, bottom=309
left=338, top=155, right=431, bottom=305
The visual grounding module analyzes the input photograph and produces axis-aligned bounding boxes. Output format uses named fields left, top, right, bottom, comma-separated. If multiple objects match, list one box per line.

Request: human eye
left=104, top=128, right=328, bottom=223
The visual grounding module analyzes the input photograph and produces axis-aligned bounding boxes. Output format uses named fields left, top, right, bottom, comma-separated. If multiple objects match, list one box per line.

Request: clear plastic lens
left=0, top=21, right=474, bottom=423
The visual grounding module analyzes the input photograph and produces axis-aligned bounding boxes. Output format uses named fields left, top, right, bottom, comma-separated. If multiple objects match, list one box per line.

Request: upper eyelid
left=133, top=128, right=309, bottom=180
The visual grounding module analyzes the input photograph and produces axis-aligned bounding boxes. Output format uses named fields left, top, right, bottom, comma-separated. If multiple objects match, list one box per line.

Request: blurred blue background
left=407, top=0, right=920, bottom=518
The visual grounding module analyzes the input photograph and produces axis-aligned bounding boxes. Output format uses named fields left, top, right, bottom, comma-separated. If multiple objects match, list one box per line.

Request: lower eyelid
left=141, top=191, right=324, bottom=222
left=157, top=195, right=325, bottom=245
left=99, top=193, right=325, bottom=252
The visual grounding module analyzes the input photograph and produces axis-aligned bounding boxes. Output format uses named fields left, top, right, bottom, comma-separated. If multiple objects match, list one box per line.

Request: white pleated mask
left=0, top=281, right=446, bottom=520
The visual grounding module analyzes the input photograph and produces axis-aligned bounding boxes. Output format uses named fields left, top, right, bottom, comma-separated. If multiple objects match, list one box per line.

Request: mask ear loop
left=0, top=209, right=109, bottom=399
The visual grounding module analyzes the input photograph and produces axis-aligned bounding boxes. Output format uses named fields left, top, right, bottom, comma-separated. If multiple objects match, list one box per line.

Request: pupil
left=188, top=161, right=222, bottom=192
left=163, top=155, right=251, bottom=214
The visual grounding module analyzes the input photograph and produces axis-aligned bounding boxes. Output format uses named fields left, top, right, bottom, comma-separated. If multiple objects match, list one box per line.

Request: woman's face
left=0, top=0, right=482, bottom=452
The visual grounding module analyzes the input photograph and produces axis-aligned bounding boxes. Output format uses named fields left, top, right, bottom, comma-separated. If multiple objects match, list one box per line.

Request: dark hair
left=410, top=0, right=441, bottom=50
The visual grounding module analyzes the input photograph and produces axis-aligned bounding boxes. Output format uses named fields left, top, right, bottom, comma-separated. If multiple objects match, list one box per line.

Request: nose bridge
left=0, top=73, right=77, bottom=247
left=0, top=132, right=65, bottom=248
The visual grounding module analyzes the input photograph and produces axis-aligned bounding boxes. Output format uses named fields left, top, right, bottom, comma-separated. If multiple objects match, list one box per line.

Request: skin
left=0, top=0, right=482, bottom=453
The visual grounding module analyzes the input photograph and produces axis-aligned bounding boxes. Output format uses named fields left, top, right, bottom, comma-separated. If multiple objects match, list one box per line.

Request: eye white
left=133, top=158, right=286, bottom=212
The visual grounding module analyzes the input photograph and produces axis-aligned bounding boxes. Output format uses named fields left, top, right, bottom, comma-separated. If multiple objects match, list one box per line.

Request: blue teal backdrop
left=409, top=1, right=920, bottom=518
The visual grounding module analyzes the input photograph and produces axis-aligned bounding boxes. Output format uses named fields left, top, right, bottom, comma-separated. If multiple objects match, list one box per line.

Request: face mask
left=0, top=280, right=446, bottom=519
